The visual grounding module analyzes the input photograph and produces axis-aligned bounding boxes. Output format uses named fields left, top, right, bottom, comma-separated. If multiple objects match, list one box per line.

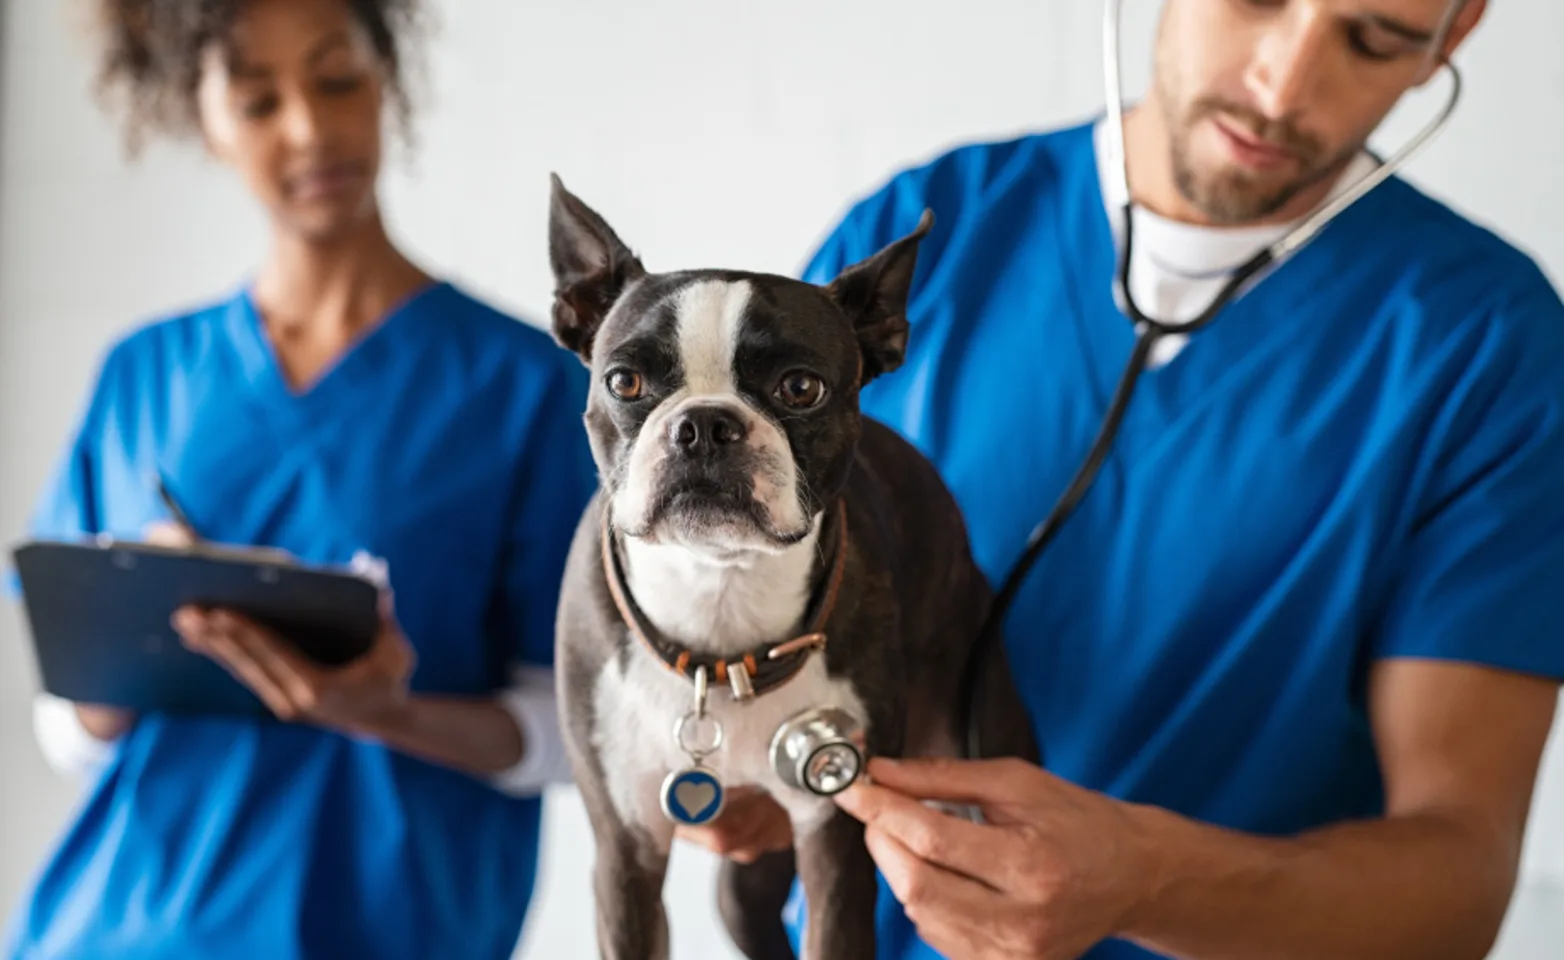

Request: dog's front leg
left=792, top=806, right=878, bottom=960
left=557, top=620, right=677, bottom=960
left=718, top=847, right=798, bottom=960
left=591, top=814, right=676, bottom=960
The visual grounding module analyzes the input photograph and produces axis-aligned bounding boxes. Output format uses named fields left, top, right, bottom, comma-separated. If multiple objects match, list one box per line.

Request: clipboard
left=10, top=537, right=382, bottom=717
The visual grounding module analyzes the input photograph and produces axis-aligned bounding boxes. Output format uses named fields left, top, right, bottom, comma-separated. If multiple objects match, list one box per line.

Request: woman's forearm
left=32, top=696, right=133, bottom=779
left=352, top=695, right=527, bottom=779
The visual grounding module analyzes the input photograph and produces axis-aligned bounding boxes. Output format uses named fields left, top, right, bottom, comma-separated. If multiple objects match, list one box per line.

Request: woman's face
left=196, top=0, right=387, bottom=242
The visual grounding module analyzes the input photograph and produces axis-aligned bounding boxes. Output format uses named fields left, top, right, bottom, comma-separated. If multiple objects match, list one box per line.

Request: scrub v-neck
left=228, top=279, right=451, bottom=427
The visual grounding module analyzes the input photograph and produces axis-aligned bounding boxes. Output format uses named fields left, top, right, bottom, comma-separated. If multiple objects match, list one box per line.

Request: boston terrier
left=545, top=175, right=1039, bottom=960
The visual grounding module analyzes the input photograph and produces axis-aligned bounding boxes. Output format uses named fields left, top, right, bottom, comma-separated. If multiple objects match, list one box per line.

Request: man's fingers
left=863, top=824, right=1007, bottom=958
left=678, top=788, right=794, bottom=862
left=741, top=811, right=795, bottom=859
left=836, top=780, right=1015, bottom=890
left=862, top=755, right=1046, bottom=817
left=679, top=819, right=767, bottom=859
left=682, top=825, right=784, bottom=864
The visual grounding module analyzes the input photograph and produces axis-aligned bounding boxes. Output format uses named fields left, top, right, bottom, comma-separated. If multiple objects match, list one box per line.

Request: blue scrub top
left=4, top=281, right=598, bottom=960
left=784, top=121, right=1564, bottom=959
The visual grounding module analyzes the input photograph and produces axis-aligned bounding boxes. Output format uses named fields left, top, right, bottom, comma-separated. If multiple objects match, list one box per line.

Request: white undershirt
left=1092, top=119, right=1380, bottom=368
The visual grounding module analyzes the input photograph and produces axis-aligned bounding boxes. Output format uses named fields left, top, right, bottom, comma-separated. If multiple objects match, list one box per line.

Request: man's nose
left=1243, top=9, right=1331, bottom=121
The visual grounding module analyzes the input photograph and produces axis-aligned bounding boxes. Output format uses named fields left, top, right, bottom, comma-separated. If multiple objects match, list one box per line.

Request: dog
left=545, top=174, right=1038, bottom=960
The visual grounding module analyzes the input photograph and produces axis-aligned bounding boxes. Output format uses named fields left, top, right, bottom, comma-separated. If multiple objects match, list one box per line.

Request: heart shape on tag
left=675, top=781, right=717, bottom=818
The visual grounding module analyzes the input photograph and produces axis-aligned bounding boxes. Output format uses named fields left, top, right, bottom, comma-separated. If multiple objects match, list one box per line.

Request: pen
left=155, top=475, right=203, bottom=544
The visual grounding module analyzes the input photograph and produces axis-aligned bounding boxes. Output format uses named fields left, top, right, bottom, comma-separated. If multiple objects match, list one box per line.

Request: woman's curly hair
left=90, top=0, right=428, bottom=152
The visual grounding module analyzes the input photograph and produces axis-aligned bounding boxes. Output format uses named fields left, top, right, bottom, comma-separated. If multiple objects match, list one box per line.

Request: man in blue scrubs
left=688, top=1, right=1564, bottom=957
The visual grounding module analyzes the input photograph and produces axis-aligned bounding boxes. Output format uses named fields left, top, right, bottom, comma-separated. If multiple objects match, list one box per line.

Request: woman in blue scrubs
left=5, top=1, right=596, bottom=958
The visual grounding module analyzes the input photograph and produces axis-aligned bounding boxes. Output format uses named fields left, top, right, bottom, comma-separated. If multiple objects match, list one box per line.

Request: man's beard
left=1166, top=95, right=1358, bottom=225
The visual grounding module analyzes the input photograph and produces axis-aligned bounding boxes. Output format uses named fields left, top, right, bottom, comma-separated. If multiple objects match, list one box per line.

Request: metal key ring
left=674, top=711, right=724, bottom=758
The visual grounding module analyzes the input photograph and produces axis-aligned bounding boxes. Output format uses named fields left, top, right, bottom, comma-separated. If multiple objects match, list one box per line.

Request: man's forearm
left=1121, top=802, right=1517, bottom=960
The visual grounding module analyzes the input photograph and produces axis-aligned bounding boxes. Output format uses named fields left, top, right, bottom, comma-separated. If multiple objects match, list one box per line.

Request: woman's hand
left=172, top=598, right=417, bottom=735
left=69, top=519, right=199, bottom=741
left=73, top=703, right=138, bottom=741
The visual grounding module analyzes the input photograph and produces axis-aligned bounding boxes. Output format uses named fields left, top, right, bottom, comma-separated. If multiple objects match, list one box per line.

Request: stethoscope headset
left=956, top=0, right=1466, bottom=762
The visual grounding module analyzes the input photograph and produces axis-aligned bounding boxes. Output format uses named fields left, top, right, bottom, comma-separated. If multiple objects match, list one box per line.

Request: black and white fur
left=546, top=175, right=1038, bottom=960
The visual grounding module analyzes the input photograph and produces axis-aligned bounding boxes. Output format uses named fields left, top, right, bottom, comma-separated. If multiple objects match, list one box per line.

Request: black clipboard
left=10, top=538, right=382, bottom=717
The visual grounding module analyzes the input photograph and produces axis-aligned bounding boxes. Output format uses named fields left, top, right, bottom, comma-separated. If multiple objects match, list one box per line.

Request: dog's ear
left=548, top=174, right=646, bottom=363
left=824, top=209, right=934, bottom=384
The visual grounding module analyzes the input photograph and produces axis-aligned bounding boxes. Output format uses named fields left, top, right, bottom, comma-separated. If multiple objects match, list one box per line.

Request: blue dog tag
left=660, top=766, right=725, bottom=826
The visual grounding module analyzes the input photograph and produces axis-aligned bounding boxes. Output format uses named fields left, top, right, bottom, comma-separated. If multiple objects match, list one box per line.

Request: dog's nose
left=670, top=405, right=747, bottom=455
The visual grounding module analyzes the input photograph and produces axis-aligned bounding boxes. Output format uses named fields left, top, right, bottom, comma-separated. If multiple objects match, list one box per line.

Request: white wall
left=2, top=2, right=1562, bottom=958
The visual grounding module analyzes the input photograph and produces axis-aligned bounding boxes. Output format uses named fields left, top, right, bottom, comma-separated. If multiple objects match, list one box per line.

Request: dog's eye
left=606, top=369, right=644, bottom=401
left=775, top=371, right=827, bottom=410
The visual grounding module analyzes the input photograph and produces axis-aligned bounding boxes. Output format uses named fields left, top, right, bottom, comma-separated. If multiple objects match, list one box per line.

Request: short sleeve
left=494, top=355, right=599, bottom=670
left=799, top=198, right=880, bottom=287
left=1372, top=279, right=1564, bottom=681
left=797, top=164, right=938, bottom=287
left=30, top=348, right=122, bottom=539
left=11, top=345, right=132, bottom=773
left=2, top=347, right=120, bottom=599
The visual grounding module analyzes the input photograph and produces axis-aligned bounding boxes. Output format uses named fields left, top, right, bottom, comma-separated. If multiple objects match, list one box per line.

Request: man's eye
left=1348, top=23, right=1417, bottom=62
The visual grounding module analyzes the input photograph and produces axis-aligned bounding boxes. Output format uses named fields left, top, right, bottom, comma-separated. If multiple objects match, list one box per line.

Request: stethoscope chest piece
left=770, top=706, right=867, bottom=796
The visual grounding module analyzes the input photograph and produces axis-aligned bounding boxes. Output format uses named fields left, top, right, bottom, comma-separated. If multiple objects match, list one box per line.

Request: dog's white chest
left=592, top=643, right=866, bottom=838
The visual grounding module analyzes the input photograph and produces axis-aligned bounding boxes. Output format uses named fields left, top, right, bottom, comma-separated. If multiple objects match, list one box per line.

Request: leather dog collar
left=600, top=500, right=849, bottom=702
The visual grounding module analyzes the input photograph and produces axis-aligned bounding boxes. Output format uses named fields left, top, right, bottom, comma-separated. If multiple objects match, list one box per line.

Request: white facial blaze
left=675, top=280, right=750, bottom=396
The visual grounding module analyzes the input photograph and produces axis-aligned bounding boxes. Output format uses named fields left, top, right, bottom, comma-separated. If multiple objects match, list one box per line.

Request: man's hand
left=172, top=595, right=416, bottom=735
left=677, top=785, right=795, bottom=863
left=834, top=661, right=1557, bottom=960
left=834, top=756, right=1151, bottom=960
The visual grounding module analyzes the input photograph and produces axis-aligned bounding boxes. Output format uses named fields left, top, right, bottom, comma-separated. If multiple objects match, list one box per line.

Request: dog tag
left=661, top=666, right=726, bottom=827
left=660, top=765, right=725, bottom=826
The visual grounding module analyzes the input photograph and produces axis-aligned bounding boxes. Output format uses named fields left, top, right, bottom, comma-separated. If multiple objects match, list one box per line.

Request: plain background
left=2, top=2, right=1562, bottom=957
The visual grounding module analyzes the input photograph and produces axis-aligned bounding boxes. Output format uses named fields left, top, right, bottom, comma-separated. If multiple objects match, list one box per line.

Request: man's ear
left=1419, top=0, right=1484, bottom=84
left=824, top=209, right=934, bottom=384
left=548, top=174, right=646, bottom=363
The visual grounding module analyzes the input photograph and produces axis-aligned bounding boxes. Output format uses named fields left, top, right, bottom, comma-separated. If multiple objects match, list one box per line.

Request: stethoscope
left=957, top=0, right=1466, bottom=761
